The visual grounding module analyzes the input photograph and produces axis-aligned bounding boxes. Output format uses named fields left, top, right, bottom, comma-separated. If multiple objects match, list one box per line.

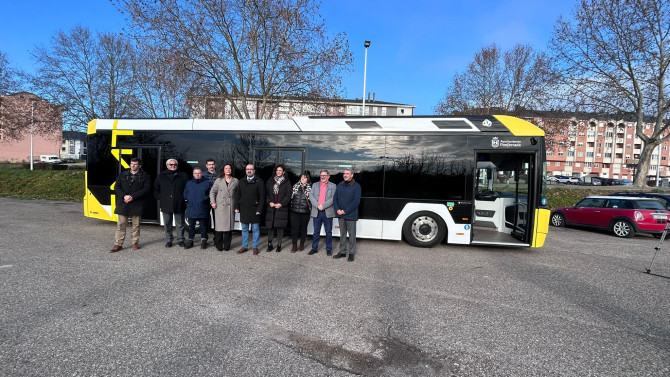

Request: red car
left=550, top=196, right=670, bottom=238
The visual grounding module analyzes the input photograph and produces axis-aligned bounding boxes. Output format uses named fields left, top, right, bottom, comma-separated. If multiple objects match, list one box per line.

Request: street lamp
left=362, top=40, right=371, bottom=116
left=30, top=100, right=35, bottom=171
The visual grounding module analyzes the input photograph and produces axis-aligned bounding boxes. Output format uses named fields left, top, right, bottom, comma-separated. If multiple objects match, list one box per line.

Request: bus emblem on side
left=482, top=119, right=492, bottom=128
left=492, top=137, right=500, bottom=148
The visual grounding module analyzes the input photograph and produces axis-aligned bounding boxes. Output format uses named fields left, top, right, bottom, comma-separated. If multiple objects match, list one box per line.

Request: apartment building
left=190, top=94, right=415, bottom=119
left=524, top=113, right=669, bottom=181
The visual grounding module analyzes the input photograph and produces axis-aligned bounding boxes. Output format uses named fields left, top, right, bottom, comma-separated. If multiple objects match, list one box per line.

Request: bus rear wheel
left=403, top=211, right=446, bottom=248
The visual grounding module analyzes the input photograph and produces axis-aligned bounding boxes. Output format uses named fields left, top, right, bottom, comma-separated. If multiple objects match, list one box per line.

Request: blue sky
left=0, top=0, right=577, bottom=115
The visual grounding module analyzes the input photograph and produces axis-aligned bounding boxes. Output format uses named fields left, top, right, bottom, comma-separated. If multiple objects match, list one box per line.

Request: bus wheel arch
left=402, top=211, right=447, bottom=248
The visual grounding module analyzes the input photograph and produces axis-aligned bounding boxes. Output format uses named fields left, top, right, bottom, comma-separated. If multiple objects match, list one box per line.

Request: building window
left=554, top=162, right=561, bottom=167
left=605, top=153, right=612, bottom=158
left=547, top=151, right=554, bottom=156
left=373, top=107, right=378, bottom=116
left=578, top=152, right=584, bottom=157
left=575, top=162, right=581, bottom=167
left=568, top=151, right=575, bottom=157
left=584, top=162, right=592, bottom=168
left=381, top=107, right=387, bottom=116
left=558, top=151, right=564, bottom=156
left=565, top=161, right=573, bottom=167
left=578, top=142, right=584, bottom=147
left=595, top=163, right=600, bottom=168
left=586, top=152, right=594, bottom=157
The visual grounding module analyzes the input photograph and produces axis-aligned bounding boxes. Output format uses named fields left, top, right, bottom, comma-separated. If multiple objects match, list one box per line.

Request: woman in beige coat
left=210, top=164, right=239, bottom=251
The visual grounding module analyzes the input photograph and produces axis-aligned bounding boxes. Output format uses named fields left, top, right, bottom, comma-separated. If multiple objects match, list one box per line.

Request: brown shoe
left=237, top=247, right=248, bottom=254
left=110, top=245, right=122, bottom=253
left=298, top=243, right=304, bottom=251
left=132, top=243, right=140, bottom=250
left=253, top=248, right=259, bottom=255
left=291, top=244, right=298, bottom=252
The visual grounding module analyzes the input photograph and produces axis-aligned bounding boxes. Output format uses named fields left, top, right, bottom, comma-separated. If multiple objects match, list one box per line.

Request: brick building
left=524, top=113, right=669, bottom=182
left=0, top=92, right=63, bottom=163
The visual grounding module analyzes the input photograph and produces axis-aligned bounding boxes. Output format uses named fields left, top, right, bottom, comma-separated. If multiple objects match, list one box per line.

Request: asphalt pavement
left=1, top=197, right=669, bottom=376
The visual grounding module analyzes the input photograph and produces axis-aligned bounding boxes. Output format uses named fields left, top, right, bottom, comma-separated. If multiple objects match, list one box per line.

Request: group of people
left=110, top=158, right=362, bottom=262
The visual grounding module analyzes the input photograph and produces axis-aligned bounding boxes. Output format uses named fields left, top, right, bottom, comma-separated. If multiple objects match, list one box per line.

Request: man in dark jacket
left=154, top=158, right=189, bottom=248
left=234, top=164, right=265, bottom=254
left=110, top=157, right=152, bottom=252
left=333, top=168, right=361, bottom=262
left=183, top=168, right=213, bottom=249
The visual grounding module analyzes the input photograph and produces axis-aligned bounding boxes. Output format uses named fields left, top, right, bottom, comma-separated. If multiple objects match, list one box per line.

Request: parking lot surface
left=1, top=197, right=669, bottom=376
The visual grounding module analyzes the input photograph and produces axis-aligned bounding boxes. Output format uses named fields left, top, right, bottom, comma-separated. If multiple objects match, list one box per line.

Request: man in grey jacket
left=308, top=170, right=337, bottom=255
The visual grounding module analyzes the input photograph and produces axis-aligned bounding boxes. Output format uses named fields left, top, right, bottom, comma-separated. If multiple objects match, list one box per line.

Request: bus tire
left=402, top=211, right=446, bottom=248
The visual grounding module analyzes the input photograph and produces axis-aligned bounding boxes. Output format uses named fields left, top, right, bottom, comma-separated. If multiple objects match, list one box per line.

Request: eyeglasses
left=320, top=175, right=328, bottom=177
left=168, top=164, right=177, bottom=166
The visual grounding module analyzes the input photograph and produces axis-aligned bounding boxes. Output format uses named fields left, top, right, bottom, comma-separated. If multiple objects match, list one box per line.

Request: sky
left=0, top=0, right=578, bottom=115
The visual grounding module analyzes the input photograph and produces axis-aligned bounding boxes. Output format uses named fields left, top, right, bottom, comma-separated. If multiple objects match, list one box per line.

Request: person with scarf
left=289, top=172, right=312, bottom=252
left=265, top=165, right=292, bottom=252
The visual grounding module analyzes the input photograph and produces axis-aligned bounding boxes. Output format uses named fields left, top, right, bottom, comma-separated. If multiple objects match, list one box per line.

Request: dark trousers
left=214, top=231, right=232, bottom=250
left=187, top=217, right=208, bottom=241
left=312, top=211, right=333, bottom=251
left=290, top=212, right=311, bottom=246
left=267, top=228, right=284, bottom=246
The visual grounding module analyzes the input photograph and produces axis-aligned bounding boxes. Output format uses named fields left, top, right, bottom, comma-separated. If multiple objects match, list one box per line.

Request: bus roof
left=88, top=115, right=544, bottom=137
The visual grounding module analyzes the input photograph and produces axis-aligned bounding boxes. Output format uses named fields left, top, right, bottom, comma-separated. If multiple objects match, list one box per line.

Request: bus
left=84, top=115, right=550, bottom=248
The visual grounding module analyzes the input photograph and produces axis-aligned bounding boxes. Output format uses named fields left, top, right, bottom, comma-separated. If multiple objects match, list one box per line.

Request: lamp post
left=362, top=40, right=371, bottom=116
left=30, top=100, right=34, bottom=171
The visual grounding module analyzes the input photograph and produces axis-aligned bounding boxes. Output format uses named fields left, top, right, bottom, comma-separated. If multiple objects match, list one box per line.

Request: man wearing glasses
left=235, top=164, right=265, bottom=255
left=308, top=170, right=337, bottom=256
left=154, top=158, right=189, bottom=248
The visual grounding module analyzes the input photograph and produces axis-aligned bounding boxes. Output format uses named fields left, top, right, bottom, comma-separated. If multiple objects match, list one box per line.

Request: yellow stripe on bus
left=494, top=115, right=545, bottom=137
left=532, top=208, right=550, bottom=247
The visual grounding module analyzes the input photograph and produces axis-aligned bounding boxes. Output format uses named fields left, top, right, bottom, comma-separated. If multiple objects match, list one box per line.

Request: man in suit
left=235, top=164, right=265, bottom=255
left=308, top=169, right=337, bottom=256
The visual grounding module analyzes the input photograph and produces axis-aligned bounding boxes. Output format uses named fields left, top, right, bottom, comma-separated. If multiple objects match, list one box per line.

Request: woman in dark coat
left=265, top=165, right=292, bottom=252
left=289, top=172, right=312, bottom=252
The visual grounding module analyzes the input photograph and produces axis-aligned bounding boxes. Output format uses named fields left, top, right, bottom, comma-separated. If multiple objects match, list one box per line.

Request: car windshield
left=636, top=200, right=666, bottom=210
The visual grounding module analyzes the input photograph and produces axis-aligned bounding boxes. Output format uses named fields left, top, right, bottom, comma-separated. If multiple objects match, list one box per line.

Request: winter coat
left=309, top=181, right=337, bottom=218
left=184, top=177, right=213, bottom=219
left=265, top=176, right=292, bottom=229
left=114, top=168, right=152, bottom=216
left=154, top=169, right=188, bottom=214
left=235, top=176, right=265, bottom=224
left=210, top=177, right=239, bottom=231
left=202, top=169, right=218, bottom=183
left=333, top=179, right=361, bottom=221
left=290, top=184, right=311, bottom=215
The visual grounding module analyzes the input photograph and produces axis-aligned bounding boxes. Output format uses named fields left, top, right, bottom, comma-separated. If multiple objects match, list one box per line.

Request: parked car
left=64, top=158, right=76, bottom=163
left=610, top=192, right=670, bottom=210
left=601, top=178, right=622, bottom=186
left=550, top=195, right=670, bottom=238
left=554, top=175, right=571, bottom=184
left=547, top=176, right=559, bottom=184
left=567, top=177, right=582, bottom=185
left=620, top=179, right=633, bottom=186
left=580, top=176, right=602, bottom=186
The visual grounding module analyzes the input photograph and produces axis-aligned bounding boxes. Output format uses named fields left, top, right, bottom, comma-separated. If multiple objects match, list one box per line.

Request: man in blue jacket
left=333, top=168, right=361, bottom=262
left=183, top=168, right=213, bottom=249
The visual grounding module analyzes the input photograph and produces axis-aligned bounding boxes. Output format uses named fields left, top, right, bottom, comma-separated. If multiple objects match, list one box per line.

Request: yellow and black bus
left=85, top=115, right=549, bottom=248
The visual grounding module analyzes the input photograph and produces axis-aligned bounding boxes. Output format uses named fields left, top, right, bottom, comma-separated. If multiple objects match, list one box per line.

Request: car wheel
left=550, top=212, right=565, bottom=227
left=612, top=220, right=635, bottom=238
left=402, top=211, right=446, bottom=248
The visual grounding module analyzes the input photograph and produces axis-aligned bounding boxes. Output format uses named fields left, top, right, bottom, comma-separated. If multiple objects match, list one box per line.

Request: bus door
left=253, top=148, right=305, bottom=183
left=116, top=144, right=162, bottom=224
left=473, top=152, right=535, bottom=245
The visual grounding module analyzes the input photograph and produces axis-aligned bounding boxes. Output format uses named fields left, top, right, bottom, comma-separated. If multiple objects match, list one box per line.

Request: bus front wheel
left=403, top=211, right=446, bottom=248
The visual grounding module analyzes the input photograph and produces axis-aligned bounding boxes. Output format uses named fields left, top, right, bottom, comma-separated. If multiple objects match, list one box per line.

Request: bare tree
left=550, top=0, right=670, bottom=187
left=0, top=51, right=22, bottom=95
left=0, top=92, right=62, bottom=144
left=133, top=43, right=199, bottom=118
left=436, top=44, right=555, bottom=115
left=114, top=0, right=353, bottom=119
left=30, top=26, right=140, bottom=130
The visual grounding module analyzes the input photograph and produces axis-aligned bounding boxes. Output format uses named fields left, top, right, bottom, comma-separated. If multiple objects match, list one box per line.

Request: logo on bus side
left=482, top=119, right=492, bottom=128
left=492, top=137, right=500, bottom=148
